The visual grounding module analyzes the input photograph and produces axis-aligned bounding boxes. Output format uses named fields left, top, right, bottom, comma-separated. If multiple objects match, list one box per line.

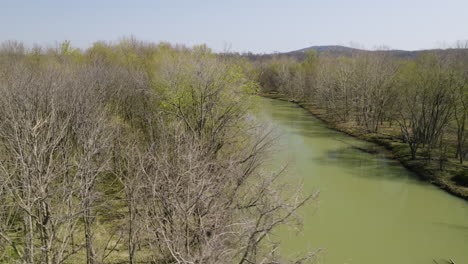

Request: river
left=257, top=97, right=468, bottom=264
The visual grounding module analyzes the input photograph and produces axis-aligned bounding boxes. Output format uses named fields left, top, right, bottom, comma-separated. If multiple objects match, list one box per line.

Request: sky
left=1, top=0, right=467, bottom=53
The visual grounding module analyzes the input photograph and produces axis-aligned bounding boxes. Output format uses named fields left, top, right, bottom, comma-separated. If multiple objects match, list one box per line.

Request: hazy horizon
left=2, top=0, right=467, bottom=53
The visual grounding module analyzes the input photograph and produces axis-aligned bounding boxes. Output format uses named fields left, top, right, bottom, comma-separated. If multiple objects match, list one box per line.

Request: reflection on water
left=257, top=98, right=468, bottom=264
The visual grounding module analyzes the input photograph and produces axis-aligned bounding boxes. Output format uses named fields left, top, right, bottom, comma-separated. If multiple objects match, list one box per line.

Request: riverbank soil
left=260, top=92, right=468, bottom=200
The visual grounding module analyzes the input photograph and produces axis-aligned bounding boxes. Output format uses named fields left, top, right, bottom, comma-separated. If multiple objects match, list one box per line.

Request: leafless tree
left=352, top=52, right=400, bottom=132
left=0, top=63, right=83, bottom=264
left=397, top=53, right=455, bottom=160
left=451, top=42, right=468, bottom=164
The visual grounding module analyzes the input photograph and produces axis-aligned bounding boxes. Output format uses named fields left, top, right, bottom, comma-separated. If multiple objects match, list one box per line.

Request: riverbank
left=260, top=92, right=468, bottom=201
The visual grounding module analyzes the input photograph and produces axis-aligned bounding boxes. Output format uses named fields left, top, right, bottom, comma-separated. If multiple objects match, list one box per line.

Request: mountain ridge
left=286, top=45, right=422, bottom=58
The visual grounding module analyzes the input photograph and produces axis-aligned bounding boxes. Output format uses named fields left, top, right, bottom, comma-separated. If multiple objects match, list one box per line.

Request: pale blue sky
left=1, top=0, right=467, bottom=53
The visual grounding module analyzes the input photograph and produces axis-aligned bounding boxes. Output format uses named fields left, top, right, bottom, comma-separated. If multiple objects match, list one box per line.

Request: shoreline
left=260, top=93, right=468, bottom=201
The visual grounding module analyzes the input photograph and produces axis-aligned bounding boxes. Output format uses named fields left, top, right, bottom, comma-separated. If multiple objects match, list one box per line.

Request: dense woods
left=0, top=40, right=316, bottom=264
left=0, top=38, right=467, bottom=263
left=255, top=45, right=468, bottom=193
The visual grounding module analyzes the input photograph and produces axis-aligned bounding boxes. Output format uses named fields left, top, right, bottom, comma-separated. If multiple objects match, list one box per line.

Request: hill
left=286, top=45, right=421, bottom=59
left=291, top=45, right=363, bottom=54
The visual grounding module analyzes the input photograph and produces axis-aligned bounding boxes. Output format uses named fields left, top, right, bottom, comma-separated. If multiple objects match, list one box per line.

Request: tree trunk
left=84, top=207, right=95, bottom=264
left=24, top=213, right=34, bottom=264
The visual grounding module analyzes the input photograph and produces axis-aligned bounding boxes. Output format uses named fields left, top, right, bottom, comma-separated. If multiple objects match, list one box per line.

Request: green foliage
left=87, top=41, right=118, bottom=64
left=301, top=50, right=318, bottom=72
left=60, top=40, right=84, bottom=63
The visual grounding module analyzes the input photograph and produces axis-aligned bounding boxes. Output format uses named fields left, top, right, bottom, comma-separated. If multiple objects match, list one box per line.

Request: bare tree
left=113, top=139, right=145, bottom=264
left=353, top=52, right=400, bottom=132
left=0, top=63, right=84, bottom=264
left=452, top=41, right=468, bottom=164
left=315, top=55, right=355, bottom=122
left=397, top=53, right=455, bottom=160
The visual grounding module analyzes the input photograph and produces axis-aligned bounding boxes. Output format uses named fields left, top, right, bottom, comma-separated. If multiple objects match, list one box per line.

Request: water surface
left=257, top=98, right=468, bottom=264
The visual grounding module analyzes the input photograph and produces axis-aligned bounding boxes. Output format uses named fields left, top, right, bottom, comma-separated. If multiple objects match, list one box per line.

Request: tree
left=397, top=53, right=455, bottom=160
left=452, top=46, right=468, bottom=164
left=353, top=52, right=400, bottom=132
left=0, top=63, right=84, bottom=264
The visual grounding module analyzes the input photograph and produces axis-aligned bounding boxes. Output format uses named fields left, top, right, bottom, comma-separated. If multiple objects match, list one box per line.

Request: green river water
left=257, top=98, right=468, bottom=264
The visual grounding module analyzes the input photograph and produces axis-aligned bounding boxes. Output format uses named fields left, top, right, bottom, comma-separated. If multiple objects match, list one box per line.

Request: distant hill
left=240, top=45, right=468, bottom=62
left=289, top=45, right=363, bottom=54
left=287, top=45, right=422, bottom=59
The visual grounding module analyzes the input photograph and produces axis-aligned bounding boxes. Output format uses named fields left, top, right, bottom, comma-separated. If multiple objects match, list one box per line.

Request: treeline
left=255, top=46, right=468, bottom=176
left=0, top=40, right=315, bottom=264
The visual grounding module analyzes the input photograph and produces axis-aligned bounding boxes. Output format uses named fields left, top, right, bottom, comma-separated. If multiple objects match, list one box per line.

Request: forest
left=0, top=39, right=315, bottom=264
left=0, top=38, right=467, bottom=264
left=254, top=45, right=468, bottom=197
